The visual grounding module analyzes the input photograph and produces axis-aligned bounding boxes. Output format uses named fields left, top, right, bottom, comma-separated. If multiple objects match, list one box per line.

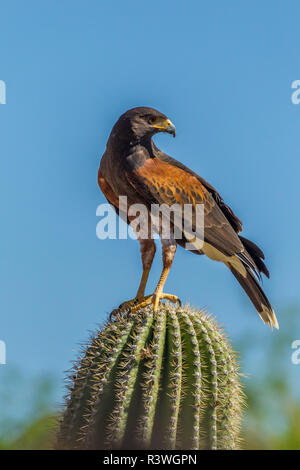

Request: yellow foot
left=118, top=296, right=151, bottom=311
left=109, top=296, right=151, bottom=320
left=130, top=293, right=181, bottom=313
left=110, top=294, right=181, bottom=320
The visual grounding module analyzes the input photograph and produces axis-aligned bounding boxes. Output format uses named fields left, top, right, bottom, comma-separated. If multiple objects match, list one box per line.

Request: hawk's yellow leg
left=117, top=239, right=156, bottom=313
left=130, top=262, right=180, bottom=312
left=119, top=240, right=180, bottom=313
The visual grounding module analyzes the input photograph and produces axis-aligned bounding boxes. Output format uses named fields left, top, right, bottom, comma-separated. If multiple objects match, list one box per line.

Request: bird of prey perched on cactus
left=98, top=107, right=278, bottom=330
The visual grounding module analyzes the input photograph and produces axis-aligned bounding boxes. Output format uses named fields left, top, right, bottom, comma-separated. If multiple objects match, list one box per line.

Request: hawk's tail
left=228, top=264, right=279, bottom=330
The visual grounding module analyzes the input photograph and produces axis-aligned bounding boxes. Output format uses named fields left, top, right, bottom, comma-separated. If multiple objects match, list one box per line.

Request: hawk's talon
left=110, top=294, right=180, bottom=320
left=130, top=293, right=181, bottom=313
left=109, top=308, right=121, bottom=321
left=109, top=305, right=133, bottom=321
left=118, top=295, right=152, bottom=311
left=163, top=294, right=181, bottom=307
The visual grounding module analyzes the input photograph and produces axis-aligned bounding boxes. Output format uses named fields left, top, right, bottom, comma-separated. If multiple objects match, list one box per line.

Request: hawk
left=98, top=107, right=278, bottom=329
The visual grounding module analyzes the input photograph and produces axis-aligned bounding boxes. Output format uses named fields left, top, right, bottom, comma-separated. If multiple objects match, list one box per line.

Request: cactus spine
left=57, top=303, right=244, bottom=450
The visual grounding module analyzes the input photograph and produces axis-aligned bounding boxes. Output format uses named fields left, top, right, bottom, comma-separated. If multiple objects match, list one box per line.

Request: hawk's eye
left=148, top=117, right=156, bottom=124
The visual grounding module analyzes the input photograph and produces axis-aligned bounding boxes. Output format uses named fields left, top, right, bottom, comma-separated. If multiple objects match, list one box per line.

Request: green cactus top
left=57, top=303, right=244, bottom=450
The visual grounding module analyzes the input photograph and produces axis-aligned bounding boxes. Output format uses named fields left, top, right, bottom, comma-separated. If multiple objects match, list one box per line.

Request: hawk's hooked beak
left=152, top=118, right=176, bottom=138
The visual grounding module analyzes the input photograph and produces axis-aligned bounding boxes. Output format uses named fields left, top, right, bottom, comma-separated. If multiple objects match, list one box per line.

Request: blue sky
left=0, top=1, right=299, bottom=417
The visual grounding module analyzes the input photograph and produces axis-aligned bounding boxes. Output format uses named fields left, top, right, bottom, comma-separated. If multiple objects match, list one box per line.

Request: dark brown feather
left=228, top=264, right=278, bottom=329
left=239, top=236, right=270, bottom=278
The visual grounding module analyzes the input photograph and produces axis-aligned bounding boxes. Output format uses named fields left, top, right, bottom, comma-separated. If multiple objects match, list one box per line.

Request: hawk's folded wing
left=125, top=157, right=249, bottom=261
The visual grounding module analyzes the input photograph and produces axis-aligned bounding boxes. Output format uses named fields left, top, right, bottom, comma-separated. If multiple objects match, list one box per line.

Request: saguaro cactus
left=56, top=303, right=244, bottom=450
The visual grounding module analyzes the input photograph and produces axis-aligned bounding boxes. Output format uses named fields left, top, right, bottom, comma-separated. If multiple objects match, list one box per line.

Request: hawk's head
left=110, top=107, right=176, bottom=142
